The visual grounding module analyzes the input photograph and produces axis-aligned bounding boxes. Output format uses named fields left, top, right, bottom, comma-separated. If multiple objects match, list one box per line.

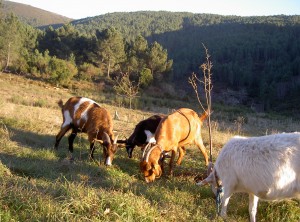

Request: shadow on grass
left=1, top=122, right=216, bottom=211
left=5, top=126, right=56, bottom=150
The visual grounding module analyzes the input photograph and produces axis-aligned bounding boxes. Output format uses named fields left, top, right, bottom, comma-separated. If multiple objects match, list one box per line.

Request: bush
left=48, top=57, right=78, bottom=86
left=77, top=63, right=101, bottom=81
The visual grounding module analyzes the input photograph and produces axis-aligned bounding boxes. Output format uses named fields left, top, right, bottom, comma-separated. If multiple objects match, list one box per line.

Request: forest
left=1, top=5, right=300, bottom=113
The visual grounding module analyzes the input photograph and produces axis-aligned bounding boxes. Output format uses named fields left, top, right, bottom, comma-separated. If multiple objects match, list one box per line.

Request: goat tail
left=57, top=99, right=64, bottom=109
left=199, top=110, right=209, bottom=122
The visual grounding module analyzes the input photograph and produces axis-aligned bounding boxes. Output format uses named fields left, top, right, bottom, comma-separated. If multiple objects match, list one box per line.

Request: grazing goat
left=118, top=114, right=166, bottom=158
left=54, top=96, right=118, bottom=165
left=197, top=133, right=300, bottom=222
left=140, top=108, right=209, bottom=183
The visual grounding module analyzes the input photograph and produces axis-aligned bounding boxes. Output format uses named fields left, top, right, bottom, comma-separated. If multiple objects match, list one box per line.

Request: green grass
left=0, top=72, right=299, bottom=221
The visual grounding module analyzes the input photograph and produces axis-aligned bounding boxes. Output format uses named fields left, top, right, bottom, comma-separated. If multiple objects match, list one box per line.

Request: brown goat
left=140, top=108, right=209, bottom=182
left=54, top=96, right=118, bottom=165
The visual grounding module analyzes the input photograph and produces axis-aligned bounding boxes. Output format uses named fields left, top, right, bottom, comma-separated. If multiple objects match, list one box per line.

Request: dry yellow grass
left=0, top=72, right=299, bottom=222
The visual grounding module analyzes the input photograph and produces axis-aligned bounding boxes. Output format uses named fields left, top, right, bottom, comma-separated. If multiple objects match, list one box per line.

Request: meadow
left=0, top=72, right=299, bottom=221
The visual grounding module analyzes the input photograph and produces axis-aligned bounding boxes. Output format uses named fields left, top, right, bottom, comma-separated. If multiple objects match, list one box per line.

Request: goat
left=118, top=114, right=166, bottom=158
left=197, top=132, right=300, bottom=222
left=140, top=108, right=209, bottom=183
left=54, top=96, right=118, bottom=165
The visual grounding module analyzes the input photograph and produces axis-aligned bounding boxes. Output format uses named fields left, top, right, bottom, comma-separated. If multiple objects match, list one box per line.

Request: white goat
left=197, top=132, right=300, bottom=222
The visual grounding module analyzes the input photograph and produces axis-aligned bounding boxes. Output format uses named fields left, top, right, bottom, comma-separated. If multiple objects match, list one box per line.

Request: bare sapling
left=188, top=44, right=213, bottom=164
left=113, top=72, right=140, bottom=109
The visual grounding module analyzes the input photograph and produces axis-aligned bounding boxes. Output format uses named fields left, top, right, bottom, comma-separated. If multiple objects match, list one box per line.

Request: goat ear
left=146, top=162, right=152, bottom=171
left=153, top=163, right=160, bottom=171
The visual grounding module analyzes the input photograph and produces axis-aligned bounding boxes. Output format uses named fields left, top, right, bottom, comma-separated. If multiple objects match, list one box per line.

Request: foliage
left=146, top=41, right=173, bottom=79
left=48, top=56, right=77, bottom=86
left=95, top=27, right=126, bottom=78
left=0, top=14, right=22, bottom=70
left=71, top=12, right=300, bottom=111
left=29, top=49, right=51, bottom=76
left=139, top=68, right=153, bottom=87
left=0, top=7, right=300, bottom=111
left=77, top=62, right=102, bottom=81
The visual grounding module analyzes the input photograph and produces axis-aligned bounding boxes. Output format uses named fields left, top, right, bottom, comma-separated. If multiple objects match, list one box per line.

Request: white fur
left=148, top=137, right=156, bottom=143
left=199, top=132, right=300, bottom=222
left=77, top=102, right=93, bottom=125
left=62, top=110, right=72, bottom=128
left=73, top=97, right=94, bottom=117
left=144, top=130, right=156, bottom=143
left=105, top=156, right=112, bottom=166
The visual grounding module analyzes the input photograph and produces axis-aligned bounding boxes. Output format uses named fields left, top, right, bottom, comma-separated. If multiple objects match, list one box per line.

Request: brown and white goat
left=54, top=96, right=118, bottom=165
left=140, top=108, right=209, bottom=183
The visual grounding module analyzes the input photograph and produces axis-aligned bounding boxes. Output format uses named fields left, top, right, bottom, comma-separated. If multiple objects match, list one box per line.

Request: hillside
left=0, top=3, right=300, bottom=113
left=71, top=12, right=300, bottom=112
left=2, top=0, right=72, bottom=27
left=0, top=72, right=300, bottom=221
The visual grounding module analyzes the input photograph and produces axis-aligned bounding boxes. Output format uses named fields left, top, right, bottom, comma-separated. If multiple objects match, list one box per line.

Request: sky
left=9, top=0, right=300, bottom=19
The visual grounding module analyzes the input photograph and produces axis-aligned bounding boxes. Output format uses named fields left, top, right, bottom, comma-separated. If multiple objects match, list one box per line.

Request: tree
left=189, top=45, right=213, bottom=164
left=0, top=14, right=22, bottom=71
left=113, top=73, right=140, bottom=109
left=146, top=41, right=173, bottom=80
left=139, top=68, right=153, bottom=87
left=96, top=27, right=125, bottom=78
left=29, top=49, right=51, bottom=77
left=125, top=35, right=148, bottom=76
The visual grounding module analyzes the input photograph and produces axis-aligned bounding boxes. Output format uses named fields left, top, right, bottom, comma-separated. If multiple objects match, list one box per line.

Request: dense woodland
left=1, top=1, right=300, bottom=113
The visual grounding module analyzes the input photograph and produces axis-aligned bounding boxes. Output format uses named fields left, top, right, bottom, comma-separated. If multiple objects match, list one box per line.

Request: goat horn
left=113, top=135, right=119, bottom=144
left=94, top=139, right=104, bottom=144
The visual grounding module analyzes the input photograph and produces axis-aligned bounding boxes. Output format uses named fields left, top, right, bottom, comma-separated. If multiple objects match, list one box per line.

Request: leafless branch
left=188, top=44, right=214, bottom=162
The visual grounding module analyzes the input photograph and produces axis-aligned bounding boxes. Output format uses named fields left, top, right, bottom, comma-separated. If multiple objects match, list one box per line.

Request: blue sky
left=10, top=0, right=300, bottom=19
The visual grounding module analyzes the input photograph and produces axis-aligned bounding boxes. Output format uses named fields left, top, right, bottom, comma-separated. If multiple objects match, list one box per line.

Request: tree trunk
left=107, top=60, right=111, bottom=78
left=5, top=42, right=11, bottom=71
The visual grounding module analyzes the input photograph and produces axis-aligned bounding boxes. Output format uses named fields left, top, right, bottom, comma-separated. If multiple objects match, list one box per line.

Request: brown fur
left=54, top=96, right=118, bottom=165
left=140, top=108, right=209, bottom=182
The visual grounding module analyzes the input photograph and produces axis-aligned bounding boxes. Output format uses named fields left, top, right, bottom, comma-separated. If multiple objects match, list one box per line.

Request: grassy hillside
left=0, top=72, right=299, bottom=221
left=2, top=0, right=72, bottom=27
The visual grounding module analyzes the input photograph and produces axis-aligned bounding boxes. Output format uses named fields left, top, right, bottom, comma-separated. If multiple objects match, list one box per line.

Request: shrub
left=48, top=57, right=78, bottom=86
left=77, top=63, right=102, bottom=81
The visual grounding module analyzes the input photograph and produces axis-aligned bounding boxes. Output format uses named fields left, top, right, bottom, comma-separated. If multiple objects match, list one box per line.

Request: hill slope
left=0, top=72, right=300, bottom=221
left=2, top=0, right=73, bottom=27
left=71, top=12, right=300, bottom=111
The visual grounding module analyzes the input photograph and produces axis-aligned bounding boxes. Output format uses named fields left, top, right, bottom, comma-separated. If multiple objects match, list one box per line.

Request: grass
left=0, top=72, right=299, bottom=221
